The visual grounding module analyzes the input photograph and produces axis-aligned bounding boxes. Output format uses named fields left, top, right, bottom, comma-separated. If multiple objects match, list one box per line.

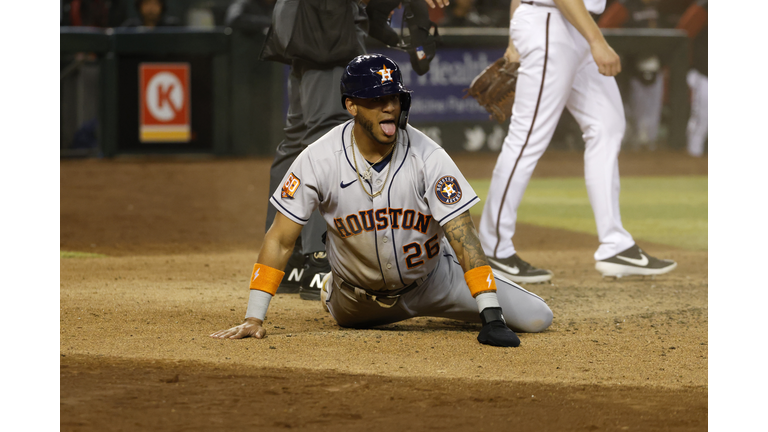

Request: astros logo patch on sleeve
left=435, top=176, right=463, bottom=205
left=281, top=173, right=301, bottom=199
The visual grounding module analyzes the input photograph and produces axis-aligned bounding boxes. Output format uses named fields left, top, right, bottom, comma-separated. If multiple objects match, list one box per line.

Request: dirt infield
left=60, top=150, right=708, bottom=431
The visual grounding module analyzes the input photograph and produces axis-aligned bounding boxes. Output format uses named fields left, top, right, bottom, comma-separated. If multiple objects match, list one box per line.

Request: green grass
left=60, top=251, right=107, bottom=258
left=469, top=176, right=707, bottom=250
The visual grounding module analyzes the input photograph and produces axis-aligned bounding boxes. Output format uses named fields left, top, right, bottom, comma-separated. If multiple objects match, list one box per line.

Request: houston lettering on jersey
left=334, top=208, right=432, bottom=238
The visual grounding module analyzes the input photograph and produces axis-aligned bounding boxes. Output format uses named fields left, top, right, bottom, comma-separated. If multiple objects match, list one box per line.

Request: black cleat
left=277, top=248, right=306, bottom=294
left=595, top=244, right=677, bottom=278
left=488, top=254, right=553, bottom=284
left=299, top=251, right=331, bottom=301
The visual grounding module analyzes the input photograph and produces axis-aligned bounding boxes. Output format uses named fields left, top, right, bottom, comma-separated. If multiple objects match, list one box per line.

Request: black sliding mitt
left=477, top=307, right=520, bottom=347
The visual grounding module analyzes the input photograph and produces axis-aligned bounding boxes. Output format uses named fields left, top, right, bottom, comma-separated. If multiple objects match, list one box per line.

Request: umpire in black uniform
left=261, top=0, right=438, bottom=299
left=261, top=0, right=370, bottom=299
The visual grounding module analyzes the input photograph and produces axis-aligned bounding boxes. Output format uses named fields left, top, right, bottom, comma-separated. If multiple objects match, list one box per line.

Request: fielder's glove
left=477, top=307, right=520, bottom=347
left=464, top=57, right=520, bottom=124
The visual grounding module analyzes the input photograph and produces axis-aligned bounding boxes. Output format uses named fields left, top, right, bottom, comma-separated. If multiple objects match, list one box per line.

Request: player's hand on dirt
left=210, top=318, right=266, bottom=339
left=504, top=40, right=521, bottom=64
left=424, top=0, right=449, bottom=8
left=589, top=39, right=621, bottom=76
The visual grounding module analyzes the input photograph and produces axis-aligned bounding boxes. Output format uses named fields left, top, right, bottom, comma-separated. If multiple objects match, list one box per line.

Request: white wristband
left=475, top=291, right=501, bottom=313
left=245, top=289, right=273, bottom=321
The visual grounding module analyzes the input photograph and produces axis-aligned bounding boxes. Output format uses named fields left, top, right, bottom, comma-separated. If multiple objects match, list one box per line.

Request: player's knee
left=514, top=302, right=553, bottom=333
left=584, top=117, right=625, bottom=145
left=611, top=117, right=626, bottom=143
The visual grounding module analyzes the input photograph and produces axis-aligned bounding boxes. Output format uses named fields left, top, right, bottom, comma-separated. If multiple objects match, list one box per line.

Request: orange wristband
left=464, top=265, right=497, bottom=298
left=249, top=263, right=285, bottom=296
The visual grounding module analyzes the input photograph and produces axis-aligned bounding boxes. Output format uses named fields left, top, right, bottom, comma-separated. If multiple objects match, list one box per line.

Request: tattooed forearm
left=442, top=211, right=489, bottom=272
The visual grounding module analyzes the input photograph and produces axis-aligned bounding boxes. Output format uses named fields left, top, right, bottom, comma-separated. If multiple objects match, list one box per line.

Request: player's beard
left=357, top=115, right=397, bottom=146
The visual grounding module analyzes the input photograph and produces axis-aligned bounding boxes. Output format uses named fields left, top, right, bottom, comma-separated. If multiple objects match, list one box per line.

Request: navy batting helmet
left=340, top=54, right=413, bottom=130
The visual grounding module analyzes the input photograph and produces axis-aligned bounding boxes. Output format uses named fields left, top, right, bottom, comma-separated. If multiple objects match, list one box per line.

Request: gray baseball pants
left=324, top=239, right=553, bottom=333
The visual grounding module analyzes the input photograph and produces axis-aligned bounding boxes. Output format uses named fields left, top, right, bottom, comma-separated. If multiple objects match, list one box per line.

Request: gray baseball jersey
left=269, top=120, right=553, bottom=333
left=270, top=120, right=479, bottom=293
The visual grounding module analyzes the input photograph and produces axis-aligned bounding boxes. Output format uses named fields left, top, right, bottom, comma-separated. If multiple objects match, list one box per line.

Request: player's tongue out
left=380, top=121, right=396, bottom=137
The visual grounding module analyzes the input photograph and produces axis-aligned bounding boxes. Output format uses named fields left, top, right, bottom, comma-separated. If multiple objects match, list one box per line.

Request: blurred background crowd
left=60, top=0, right=707, bottom=157
left=60, top=0, right=706, bottom=34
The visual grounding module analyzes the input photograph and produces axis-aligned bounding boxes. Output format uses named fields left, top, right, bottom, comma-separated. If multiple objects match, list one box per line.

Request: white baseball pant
left=479, top=4, right=635, bottom=262
left=629, top=73, right=664, bottom=149
left=686, top=69, right=708, bottom=157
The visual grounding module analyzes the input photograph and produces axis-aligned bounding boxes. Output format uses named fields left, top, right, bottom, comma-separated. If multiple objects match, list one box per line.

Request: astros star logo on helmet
left=376, top=65, right=393, bottom=83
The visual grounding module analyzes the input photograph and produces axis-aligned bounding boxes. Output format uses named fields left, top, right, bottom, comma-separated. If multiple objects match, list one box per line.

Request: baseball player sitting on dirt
left=211, top=54, right=553, bottom=347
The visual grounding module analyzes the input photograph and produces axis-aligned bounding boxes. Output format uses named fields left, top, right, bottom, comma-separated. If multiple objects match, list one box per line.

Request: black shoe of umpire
left=299, top=251, right=331, bottom=301
left=487, top=254, right=553, bottom=284
left=277, top=248, right=306, bottom=294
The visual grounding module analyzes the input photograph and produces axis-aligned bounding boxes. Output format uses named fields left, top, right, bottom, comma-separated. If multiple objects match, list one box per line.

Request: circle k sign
left=139, top=63, right=191, bottom=143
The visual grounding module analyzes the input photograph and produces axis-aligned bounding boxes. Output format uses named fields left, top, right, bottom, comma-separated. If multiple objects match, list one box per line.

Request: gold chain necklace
left=353, top=128, right=395, bottom=180
left=351, top=125, right=396, bottom=199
